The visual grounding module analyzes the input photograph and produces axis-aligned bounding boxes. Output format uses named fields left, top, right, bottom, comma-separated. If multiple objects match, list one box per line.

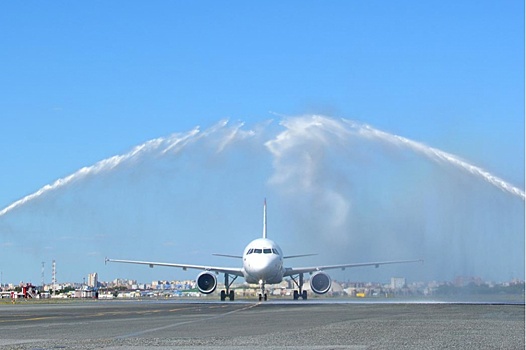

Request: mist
left=0, top=115, right=523, bottom=285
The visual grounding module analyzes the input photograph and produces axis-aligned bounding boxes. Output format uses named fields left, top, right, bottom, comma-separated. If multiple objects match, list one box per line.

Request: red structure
left=21, top=283, right=38, bottom=298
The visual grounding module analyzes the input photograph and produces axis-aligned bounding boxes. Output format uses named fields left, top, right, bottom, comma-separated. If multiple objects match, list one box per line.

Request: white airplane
left=106, top=200, right=422, bottom=301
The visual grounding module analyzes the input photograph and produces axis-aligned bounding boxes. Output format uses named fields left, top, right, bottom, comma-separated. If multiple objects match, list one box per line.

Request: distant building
left=453, top=276, right=483, bottom=287
left=391, top=277, right=406, bottom=290
left=88, top=273, right=98, bottom=288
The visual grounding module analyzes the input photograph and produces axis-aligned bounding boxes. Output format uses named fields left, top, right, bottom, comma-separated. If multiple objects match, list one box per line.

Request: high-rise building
left=391, top=277, right=406, bottom=290
left=88, top=273, right=98, bottom=288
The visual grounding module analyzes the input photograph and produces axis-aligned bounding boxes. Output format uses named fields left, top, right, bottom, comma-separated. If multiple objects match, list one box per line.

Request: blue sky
left=0, top=1, right=524, bottom=285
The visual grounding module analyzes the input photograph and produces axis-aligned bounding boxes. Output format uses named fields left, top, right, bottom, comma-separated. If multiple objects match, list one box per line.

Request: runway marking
left=0, top=305, right=203, bottom=324
left=116, top=303, right=260, bottom=339
left=0, top=315, right=60, bottom=323
left=18, top=316, right=58, bottom=322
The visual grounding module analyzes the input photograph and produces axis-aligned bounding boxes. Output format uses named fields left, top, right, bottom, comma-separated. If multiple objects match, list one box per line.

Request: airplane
left=106, top=200, right=422, bottom=301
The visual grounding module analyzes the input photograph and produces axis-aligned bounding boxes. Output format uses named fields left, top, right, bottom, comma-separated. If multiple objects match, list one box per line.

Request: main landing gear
left=290, top=273, right=308, bottom=300
left=220, top=273, right=238, bottom=301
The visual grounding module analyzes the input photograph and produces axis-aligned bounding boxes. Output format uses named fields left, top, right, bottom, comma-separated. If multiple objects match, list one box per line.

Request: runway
left=0, top=300, right=523, bottom=349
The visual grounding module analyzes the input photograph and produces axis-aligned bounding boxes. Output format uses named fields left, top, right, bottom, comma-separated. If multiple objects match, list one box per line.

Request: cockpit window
left=248, top=248, right=280, bottom=255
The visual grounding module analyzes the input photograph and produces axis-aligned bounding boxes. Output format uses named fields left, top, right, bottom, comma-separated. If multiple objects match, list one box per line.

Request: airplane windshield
left=248, top=248, right=280, bottom=255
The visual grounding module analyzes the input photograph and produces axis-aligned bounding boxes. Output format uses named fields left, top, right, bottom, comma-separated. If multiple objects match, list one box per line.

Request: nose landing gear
left=258, top=280, right=268, bottom=301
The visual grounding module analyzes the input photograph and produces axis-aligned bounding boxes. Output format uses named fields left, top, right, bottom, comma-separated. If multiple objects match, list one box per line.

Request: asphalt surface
left=0, top=299, right=523, bottom=349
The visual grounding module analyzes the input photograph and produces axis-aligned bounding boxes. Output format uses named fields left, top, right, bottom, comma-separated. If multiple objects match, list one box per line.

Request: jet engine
left=310, top=272, right=331, bottom=294
left=196, top=271, right=217, bottom=294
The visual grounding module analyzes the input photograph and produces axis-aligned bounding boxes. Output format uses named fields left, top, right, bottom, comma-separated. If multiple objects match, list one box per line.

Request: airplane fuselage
left=242, top=238, right=284, bottom=284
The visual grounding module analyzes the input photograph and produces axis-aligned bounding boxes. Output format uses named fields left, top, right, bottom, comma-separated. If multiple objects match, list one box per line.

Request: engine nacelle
left=310, top=272, right=331, bottom=294
left=196, top=271, right=217, bottom=294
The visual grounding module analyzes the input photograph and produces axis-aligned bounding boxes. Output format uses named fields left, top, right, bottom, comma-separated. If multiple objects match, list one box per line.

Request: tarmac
left=0, top=299, right=524, bottom=349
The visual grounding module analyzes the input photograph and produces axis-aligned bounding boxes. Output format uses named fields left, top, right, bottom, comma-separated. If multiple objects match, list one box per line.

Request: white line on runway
left=116, top=302, right=261, bottom=339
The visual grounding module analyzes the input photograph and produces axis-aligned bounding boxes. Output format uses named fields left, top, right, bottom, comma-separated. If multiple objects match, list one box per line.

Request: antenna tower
left=52, top=260, right=56, bottom=296
left=41, top=261, right=45, bottom=291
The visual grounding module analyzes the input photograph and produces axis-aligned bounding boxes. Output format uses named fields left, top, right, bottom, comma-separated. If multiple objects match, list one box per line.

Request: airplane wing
left=283, top=259, right=423, bottom=277
left=105, top=258, right=245, bottom=277
left=212, top=253, right=243, bottom=259
left=283, top=253, right=317, bottom=259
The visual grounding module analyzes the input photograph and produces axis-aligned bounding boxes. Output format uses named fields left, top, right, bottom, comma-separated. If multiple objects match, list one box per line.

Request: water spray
left=0, top=115, right=523, bottom=219
left=342, top=119, right=525, bottom=200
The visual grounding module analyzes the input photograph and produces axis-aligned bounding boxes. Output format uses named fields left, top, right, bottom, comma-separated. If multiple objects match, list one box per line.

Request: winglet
left=263, top=198, right=267, bottom=239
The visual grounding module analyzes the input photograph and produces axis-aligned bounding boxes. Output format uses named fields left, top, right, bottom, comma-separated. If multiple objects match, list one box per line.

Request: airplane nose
left=260, top=256, right=280, bottom=274
left=246, top=255, right=280, bottom=277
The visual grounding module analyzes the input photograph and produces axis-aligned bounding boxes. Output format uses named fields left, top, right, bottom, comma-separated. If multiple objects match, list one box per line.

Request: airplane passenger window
left=263, top=248, right=272, bottom=254
left=254, top=249, right=262, bottom=254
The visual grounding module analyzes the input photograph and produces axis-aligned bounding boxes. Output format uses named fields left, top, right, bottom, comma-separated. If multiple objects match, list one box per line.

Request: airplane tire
left=302, top=291, right=307, bottom=300
left=220, top=290, right=226, bottom=301
left=258, top=294, right=262, bottom=301
left=229, top=290, right=235, bottom=301
left=293, top=290, right=299, bottom=300
left=264, top=293, right=267, bottom=301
